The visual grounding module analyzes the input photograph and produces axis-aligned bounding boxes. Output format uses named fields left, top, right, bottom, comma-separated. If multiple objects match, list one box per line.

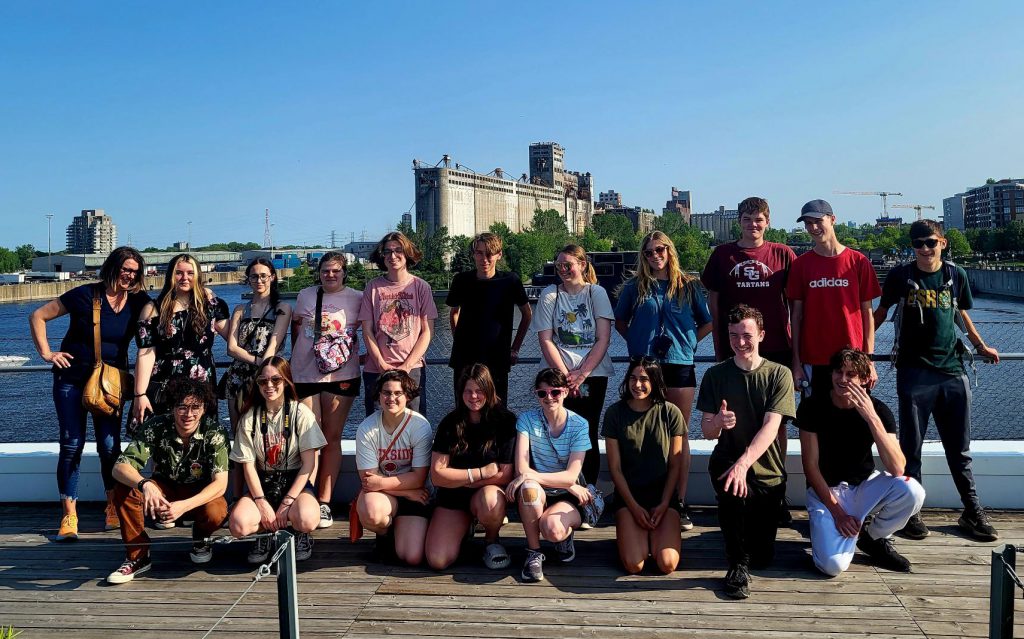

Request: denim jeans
left=54, top=377, right=122, bottom=500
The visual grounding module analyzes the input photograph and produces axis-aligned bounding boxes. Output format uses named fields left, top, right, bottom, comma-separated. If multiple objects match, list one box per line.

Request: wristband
left=466, top=468, right=473, bottom=483
left=254, top=496, right=266, bottom=501
left=137, top=478, right=151, bottom=491
left=134, top=392, right=145, bottom=398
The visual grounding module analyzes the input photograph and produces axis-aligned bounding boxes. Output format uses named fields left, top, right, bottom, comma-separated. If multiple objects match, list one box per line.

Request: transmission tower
left=263, top=209, right=272, bottom=249
left=330, top=230, right=337, bottom=248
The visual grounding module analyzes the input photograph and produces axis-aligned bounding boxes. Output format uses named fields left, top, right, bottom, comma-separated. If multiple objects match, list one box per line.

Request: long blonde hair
left=156, top=253, right=210, bottom=336
left=558, top=244, right=598, bottom=284
left=628, top=231, right=696, bottom=306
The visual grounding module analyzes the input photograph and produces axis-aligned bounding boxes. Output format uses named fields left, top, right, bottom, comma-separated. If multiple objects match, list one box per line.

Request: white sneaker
left=318, top=503, right=333, bottom=529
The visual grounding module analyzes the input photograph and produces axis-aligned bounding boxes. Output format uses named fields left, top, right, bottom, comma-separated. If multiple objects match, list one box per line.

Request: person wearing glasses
left=535, top=244, right=613, bottom=499
left=615, top=231, right=711, bottom=530
left=425, top=364, right=517, bottom=570
left=291, top=251, right=363, bottom=529
left=359, top=232, right=438, bottom=416
left=228, top=356, right=326, bottom=564
left=106, top=378, right=229, bottom=584
left=603, top=358, right=684, bottom=574
left=874, top=219, right=1001, bottom=542
left=446, top=232, right=532, bottom=405
left=30, top=247, right=151, bottom=540
left=506, top=368, right=593, bottom=582
left=354, top=369, right=433, bottom=566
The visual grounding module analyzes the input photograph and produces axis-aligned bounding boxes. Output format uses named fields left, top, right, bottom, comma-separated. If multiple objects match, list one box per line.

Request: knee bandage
left=519, top=481, right=543, bottom=507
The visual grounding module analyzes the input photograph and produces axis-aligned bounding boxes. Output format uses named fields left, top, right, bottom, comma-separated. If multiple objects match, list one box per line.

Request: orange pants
left=113, top=479, right=227, bottom=561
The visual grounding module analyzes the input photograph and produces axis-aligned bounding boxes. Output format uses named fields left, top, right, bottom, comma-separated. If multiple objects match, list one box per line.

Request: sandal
left=483, top=542, right=510, bottom=570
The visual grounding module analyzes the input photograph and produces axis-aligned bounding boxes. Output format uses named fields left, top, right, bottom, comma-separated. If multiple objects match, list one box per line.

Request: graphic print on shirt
left=264, top=431, right=286, bottom=468
left=378, top=446, right=413, bottom=475
left=905, top=287, right=952, bottom=310
left=728, top=259, right=775, bottom=289
left=557, top=302, right=594, bottom=346
left=379, top=292, right=413, bottom=344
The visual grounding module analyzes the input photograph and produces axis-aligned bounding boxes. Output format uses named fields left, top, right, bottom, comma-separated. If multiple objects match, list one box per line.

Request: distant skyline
left=2, top=1, right=1022, bottom=251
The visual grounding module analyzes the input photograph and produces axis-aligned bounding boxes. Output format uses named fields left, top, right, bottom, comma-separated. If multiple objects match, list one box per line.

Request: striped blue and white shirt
left=516, top=408, right=591, bottom=475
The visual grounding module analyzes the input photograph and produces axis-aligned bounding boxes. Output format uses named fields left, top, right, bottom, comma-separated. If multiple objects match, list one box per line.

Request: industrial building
left=690, top=205, right=738, bottom=242
left=66, top=209, right=118, bottom=255
left=948, top=179, right=1024, bottom=230
left=663, top=188, right=692, bottom=223
left=413, top=142, right=595, bottom=237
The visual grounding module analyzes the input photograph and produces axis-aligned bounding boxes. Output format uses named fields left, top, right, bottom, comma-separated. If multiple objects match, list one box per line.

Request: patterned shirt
left=117, top=414, right=230, bottom=485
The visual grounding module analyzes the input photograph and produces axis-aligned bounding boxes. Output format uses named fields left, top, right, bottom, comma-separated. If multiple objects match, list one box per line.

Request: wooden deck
left=1, top=504, right=1022, bottom=638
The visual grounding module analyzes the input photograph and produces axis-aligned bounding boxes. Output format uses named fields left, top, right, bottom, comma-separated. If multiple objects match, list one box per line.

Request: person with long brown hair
left=615, top=231, right=712, bottom=529
left=425, top=364, right=517, bottom=570
left=132, top=253, right=230, bottom=423
left=535, top=244, right=613, bottom=498
left=30, top=246, right=150, bottom=539
left=228, top=356, right=325, bottom=563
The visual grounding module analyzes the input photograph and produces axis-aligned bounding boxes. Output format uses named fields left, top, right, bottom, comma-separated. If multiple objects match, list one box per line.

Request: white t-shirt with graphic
left=358, top=275, right=438, bottom=373
left=534, top=283, right=615, bottom=377
left=230, top=401, right=327, bottom=472
left=355, top=408, right=433, bottom=476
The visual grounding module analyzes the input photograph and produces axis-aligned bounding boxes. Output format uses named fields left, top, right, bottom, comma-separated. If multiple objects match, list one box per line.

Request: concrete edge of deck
left=3, top=440, right=1022, bottom=508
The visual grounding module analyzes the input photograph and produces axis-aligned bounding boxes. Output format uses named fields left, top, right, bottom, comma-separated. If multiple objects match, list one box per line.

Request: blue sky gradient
left=2, top=1, right=1022, bottom=251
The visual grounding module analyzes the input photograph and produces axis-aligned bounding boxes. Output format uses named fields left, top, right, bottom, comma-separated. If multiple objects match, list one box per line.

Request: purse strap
left=378, top=410, right=414, bottom=464
left=91, top=287, right=103, bottom=367
left=313, top=286, right=325, bottom=340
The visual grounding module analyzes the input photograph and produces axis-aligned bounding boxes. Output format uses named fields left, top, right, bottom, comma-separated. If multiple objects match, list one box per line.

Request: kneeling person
left=228, top=356, right=327, bottom=564
left=798, top=348, right=924, bottom=576
left=107, top=378, right=229, bottom=584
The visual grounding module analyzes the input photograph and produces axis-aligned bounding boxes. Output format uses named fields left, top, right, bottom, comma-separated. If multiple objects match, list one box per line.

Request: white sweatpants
left=807, top=471, right=925, bottom=577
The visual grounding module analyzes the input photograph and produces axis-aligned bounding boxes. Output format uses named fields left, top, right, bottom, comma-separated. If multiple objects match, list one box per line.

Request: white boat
left=0, top=355, right=30, bottom=367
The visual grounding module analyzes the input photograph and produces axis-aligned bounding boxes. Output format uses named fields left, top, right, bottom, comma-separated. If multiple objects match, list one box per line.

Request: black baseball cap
left=797, top=199, right=834, bottom=222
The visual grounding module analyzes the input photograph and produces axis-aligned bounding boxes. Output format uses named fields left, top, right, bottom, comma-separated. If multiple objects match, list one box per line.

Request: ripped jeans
left=54, top=377, right=122, bottom=500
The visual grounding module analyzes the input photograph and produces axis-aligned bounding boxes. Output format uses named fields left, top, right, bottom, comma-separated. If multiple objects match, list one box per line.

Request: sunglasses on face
left=535, top=388, right=566, bottom=399
left=256, top=376, right=284, bottom=387
left=643, top=245, right=668, bottom=258
left=382, top=248, right=405, bottom=257
left=555, top=262, right=576, bottom=272
left=912, top=238, right=940, bottom=249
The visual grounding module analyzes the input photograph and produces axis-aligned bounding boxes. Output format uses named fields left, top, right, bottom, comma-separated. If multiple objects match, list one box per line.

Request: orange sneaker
left=105, top=491, right=121, bottom=531
left=56, top=514, right=79, bottom=541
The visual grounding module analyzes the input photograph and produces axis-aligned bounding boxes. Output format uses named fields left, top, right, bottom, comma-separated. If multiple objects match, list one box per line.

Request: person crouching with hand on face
left=228, top=356, right=326, bottom=565
left=106, top=378, right=229, bottom=584
left=507, top=368, right=593, bottom=583
left=798, top=348, right=924, bottom=576
left=697, top=304, right=795, bottom=600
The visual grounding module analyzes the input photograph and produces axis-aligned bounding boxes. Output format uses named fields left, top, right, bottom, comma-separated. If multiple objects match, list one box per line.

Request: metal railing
left=990, top=544, right=1022, bottom=639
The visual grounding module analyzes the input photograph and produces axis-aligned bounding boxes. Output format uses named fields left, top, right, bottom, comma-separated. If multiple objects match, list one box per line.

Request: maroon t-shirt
left=701, top=241, right=796, bottom=357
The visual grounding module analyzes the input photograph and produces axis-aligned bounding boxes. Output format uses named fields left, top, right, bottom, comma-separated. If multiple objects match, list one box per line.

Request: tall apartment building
left=942, top=194, right=966, bottom=230
left=414, top=142, right=595, bottom=237
left=598, top=190, right=622, bottom=207
left=689, top=205, right=737, bottom=243
left=954, top=179, right=1024, bottom=230
left=66, top=209, right=118, bottom=254
left=663, top=187, right=692, bottom=222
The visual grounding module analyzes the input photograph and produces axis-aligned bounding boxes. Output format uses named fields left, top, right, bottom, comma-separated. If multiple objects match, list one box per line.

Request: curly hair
left=373, top=369, right=421, bottom=401
left=163, top=377, right=217, bottom=416
left=828, top=348, right=872, bottom=380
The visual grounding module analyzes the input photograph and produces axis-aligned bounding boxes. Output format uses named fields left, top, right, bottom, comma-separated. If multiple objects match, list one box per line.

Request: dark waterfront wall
left=966, top=268, right=1024, bottom=299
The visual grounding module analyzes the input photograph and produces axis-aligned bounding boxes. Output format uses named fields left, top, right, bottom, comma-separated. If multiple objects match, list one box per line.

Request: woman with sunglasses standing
left=228, top=356, right=324, bottom=563
left=507, top=368, right=593, bottom=582
left=425, top=364, right=517, bottom=571
left=291, top=252, right=363, bottom=529
left=354, top=370, right=433, bottom=566
left=30, top=247, right=150, bottom=539
left=603, top=358, right=684, bottom=574
left=535, top=244, right=614, bottom=504
left=614, top=231, right=712, bottom=529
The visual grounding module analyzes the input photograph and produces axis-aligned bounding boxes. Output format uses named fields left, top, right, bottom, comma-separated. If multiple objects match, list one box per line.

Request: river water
left=1, top=283, right=1022, bottom=442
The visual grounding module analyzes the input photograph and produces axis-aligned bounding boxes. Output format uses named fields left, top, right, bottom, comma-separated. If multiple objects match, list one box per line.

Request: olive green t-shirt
left=696, top=358, right=796, bottom=487
left=601, top=400, right=685, bottom=488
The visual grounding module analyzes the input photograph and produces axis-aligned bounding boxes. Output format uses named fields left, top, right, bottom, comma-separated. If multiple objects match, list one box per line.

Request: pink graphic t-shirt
left=358, top=275, right=438, bottom=373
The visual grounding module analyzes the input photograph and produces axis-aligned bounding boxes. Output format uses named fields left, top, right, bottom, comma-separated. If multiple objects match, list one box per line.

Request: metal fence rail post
left=276, top=530, right=300, bottom=639
left=990, top=543, right=1016, bottom=639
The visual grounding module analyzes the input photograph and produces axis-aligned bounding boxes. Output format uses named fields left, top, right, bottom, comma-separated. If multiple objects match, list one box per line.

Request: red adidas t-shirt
left=785, top=248, right=881, bottom=366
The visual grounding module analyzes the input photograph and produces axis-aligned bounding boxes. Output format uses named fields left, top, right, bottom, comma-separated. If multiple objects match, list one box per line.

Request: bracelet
left=466, top=468, right=473, bottom=483
left=137, top=478, right=151, bottom=491
left=253, top=495, right=266, bottom=501
left=253, top=354, right=258, bottom=365
left=134, top=392, right=145, bottom=398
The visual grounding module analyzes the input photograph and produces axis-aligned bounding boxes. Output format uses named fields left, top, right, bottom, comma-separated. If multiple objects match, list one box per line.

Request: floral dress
left=137, top=298, right=230, bottom=412
left=221, top=303, right=281, bottom=400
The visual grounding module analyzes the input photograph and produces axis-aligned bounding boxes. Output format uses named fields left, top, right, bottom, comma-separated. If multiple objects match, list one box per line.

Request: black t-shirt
left=446, top=270, right=528, bottom=372
left=796, top=393, right=897, bottom=487
left=431, top=408, right=517, bottom=469
left=55, top=284, right=152, bottom=383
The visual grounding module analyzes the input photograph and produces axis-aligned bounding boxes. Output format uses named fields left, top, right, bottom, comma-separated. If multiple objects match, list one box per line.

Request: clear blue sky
left=2, top=1, right=1022, bottom=251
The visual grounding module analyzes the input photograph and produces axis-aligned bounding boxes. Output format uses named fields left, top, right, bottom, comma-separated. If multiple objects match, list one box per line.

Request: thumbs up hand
left=718, top=399, right=736, bottom=431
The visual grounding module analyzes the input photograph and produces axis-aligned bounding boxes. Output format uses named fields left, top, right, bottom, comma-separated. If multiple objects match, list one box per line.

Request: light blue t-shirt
left=516, top=408, right=591, bottom=475
left=614, top=279, right=712, bottom=365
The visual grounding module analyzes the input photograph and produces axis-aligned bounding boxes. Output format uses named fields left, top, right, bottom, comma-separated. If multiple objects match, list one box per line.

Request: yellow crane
left=891, top=203, right=936, bottom=221
left=834, top=190, right=904, bottom=219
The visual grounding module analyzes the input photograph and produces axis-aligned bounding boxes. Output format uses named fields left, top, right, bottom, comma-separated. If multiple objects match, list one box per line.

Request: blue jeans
left=54, top=377, right=122, bottom=500
left=362, top=367, right=426, bottom=417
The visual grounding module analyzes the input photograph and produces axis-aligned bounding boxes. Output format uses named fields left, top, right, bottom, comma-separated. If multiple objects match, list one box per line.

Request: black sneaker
left=897, top=513, right=929, bottom=540
left=679, top=503, right=694, bottom=531
left=777, top=498, right=793, bottom=527
left=521, top=549, right=545, bottom=582
left=958, top=507, right=999, bottom=542
left=723, top=564, right=751, bottom=599
left=857, top=531, right=911, bottom=573
left=553, top=530, right=576, bottom=563
left=189, top=541, right=213, bottom=564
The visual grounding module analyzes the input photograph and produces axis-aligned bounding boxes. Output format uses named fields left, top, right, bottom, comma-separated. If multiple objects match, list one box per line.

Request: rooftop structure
left=690, top=205, right=737, bottom=242
left=663, top=187, right=692, bottom=224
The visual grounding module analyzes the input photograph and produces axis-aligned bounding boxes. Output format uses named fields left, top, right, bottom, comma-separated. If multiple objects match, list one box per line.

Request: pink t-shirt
left=290, top=286, right=363, bottom=383
left=358, top=275, right=438, bottom=373
left=785, top=248, right=881, bottom=366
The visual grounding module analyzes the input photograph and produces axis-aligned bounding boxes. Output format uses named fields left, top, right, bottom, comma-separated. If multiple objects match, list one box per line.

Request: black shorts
left=294, top=378, right=360, bottom=399
left=611, top=479, right=681, bottom=513
left=545, top=488, right=586, bottom=520
left=660, top=363, right=697, bottom=388
left=395, top=496, right=432, bottom=519
left=435, top=487, right=476, bottom=513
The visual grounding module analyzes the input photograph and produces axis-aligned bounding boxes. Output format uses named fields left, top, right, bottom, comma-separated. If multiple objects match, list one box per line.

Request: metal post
left=990, top=544, right=1016, bottom=639
left=275, top=530, right=300, bottom=639
left=45, top=214, right=53, bottom=272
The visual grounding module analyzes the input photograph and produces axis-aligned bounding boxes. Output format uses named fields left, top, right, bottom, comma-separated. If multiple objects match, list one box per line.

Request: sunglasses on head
left=535, top=388, right=566, bottom=399
left=643, top=245, right=668, bottom=258
left=912, top=238, right=940, bottom=249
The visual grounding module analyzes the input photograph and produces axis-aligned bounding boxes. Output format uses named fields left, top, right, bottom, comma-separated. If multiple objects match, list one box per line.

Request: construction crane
left=834, top=191, right=904, bottom=219
left=891, top=203, right=936, bottom=221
